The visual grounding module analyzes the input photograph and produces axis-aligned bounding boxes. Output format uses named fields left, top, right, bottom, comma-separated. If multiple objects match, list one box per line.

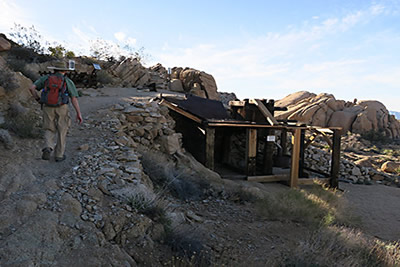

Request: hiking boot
left=55, top=155, right=66, bottom=162
left=42, top=148, right=52, bottom=160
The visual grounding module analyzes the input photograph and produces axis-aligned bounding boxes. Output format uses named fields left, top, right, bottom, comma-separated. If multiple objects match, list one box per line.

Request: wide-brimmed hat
left=47, top=61, right=71, bottom=71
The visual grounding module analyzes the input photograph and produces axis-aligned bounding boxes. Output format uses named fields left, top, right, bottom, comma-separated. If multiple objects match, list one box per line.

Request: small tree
left=9, top=23, right=46, bottom=54
left=48, top=45, right=65, bottom=58
left=65, top=50, right=75, bottom=58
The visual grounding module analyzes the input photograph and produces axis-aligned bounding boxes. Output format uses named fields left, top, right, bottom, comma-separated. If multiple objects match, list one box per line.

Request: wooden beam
left=313, top=129, right=333, bottom=149
left=330, top=129, right=341, bottom=188
left=250, top=99, right=279, bottom=125
left=205, top=128, right=215, bottom=170
left=247, top=174, right=289, bottom=183
left=229, top=100, right=247, bottom=107
left=304, top=132, right=318, bottom=149
left=245, top=128, right=257, bottom=176
left=298, top=178, right=330, bottom=185
left=160, top=99, right=202, bottom=124
left=280, top=129, right=288, bottom=155
left=263, top=129, right=274, bottom=174
left=290, top=128, right=301, bottom=188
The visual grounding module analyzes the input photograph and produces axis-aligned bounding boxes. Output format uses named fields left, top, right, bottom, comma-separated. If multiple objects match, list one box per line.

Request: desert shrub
left=277, top=226, right=400, bottom=267
left=8, top=47, right=35, bottom=61
left=361, top=130, right=390, bottom=144
left=3, top=110, right=41, bottom=138
left=0, top=67, right=19, bottom=92
left=127, top=193, right=171, bottom=231
left=164, top=228, right=210, bottom=266
left=96, top=70, right=114, bottom=85
left=256, top=183, right=358, bottom=228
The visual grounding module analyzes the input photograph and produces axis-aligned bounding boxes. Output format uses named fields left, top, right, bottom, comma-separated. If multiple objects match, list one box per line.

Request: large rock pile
left=275, top=91, right=400, bottom=139
left=169, top=67, right=220, bottom=100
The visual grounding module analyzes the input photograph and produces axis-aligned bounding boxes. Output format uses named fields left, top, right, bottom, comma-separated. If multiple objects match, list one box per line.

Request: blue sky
left=1, top=0, right=400, bottom=111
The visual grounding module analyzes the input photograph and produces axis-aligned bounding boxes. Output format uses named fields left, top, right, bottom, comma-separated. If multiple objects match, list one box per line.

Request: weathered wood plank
left=250, top=99, right=279, bottom=125
left=247, top=174, right=289, bottom=183
left=205, top=128, right=215, bottom=170
left=160, top=100, right=202, bottom=124
left=290, top=128, right=301, bottom=188
left=330, top=129, right=341, bottom=188
left=245, top=128, right=257, bottom=175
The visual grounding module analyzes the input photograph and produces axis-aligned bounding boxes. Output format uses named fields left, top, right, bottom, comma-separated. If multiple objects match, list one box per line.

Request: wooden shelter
left=160, top=95, right=342, bottom=188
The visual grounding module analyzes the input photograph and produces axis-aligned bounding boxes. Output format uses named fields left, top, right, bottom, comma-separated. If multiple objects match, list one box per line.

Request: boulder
left=381, top=161, right=400, bottom=173
left=179, top=68, right=220, bottom=100
left=169, top=79, right=184, bottom=92
left=275, top=91, right=400, bottom=138
left=275, top=91, right=315, bottom=108
left=0, top=36, right=11, bottom=52
left=328, top=110, right=357, bottom=132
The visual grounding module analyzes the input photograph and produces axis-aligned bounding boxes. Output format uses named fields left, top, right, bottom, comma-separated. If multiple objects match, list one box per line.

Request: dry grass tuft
left=278, top=226, right=400, bottom=267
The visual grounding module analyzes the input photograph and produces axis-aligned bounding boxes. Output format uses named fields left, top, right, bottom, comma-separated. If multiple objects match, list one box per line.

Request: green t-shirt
left=34, top=73, right=79, bottom=97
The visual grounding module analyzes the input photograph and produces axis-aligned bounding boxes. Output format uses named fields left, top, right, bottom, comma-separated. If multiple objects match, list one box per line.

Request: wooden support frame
left=205, top=128, right=215, bottom=170
left=246, top=128, right=257, bottom=176
left=330, top=129, right=341, bottom=188
left=290, top=128, right=301, bottom=188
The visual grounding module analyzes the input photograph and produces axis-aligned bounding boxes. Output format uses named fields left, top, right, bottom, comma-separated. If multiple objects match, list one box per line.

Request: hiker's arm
left=29, top=84, right=40, bottom=102
left=71, top=97, right=83, bottom=124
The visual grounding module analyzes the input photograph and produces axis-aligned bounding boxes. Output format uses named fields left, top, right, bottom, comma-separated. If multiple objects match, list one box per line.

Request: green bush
left=0, top=67, right=19, bottom=92
left=96, top=70, right=114, bottom=85
left=361, top=130, right=390, bottom=143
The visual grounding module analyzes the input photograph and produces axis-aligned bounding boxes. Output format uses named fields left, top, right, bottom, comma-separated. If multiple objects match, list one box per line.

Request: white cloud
left=154, top=3, right=400, bottom=110
left=0, top=0, right=35, bottom=35
left=126, top=37, right=137, bottom=46
left=114, top=31, right=126, bottom=42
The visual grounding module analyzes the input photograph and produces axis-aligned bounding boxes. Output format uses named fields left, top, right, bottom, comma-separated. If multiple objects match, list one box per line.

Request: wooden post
left=330, top=129, right=341, bottom=188
left=205, top=128, right=215, bottom=170
left=290, top=128, right=301, bottom=188
left=246, top=128, right=257, bottom=176
left=281, top=129, right=288, bottom=156
left=263, top=129, right=274, bottom=175
left=222, top=129, right=232, bottom=165
left=299, top=129, right=306, bottom=177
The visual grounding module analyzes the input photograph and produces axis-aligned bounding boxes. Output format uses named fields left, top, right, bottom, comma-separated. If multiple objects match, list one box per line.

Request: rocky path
left=1, top=86, right=400, bottom=266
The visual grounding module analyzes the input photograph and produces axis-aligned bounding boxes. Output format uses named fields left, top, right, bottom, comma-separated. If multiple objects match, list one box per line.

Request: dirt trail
left=341, top=182, right=400, bottom=241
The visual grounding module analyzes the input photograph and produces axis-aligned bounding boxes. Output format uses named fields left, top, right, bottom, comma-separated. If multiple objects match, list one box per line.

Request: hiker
left=28, top=61, right=83, bottom=162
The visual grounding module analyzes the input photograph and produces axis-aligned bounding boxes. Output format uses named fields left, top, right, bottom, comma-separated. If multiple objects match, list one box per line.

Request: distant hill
left=390, top=111, right=400, bottom=119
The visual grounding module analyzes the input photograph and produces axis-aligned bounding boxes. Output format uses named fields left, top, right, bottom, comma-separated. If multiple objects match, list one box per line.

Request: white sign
left=267, top=135, right=276, bottom=142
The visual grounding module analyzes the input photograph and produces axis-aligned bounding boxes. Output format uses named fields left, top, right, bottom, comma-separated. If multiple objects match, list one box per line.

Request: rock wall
left=305, top=137, right=399, bottom=185
left=275, top=91, right=400, bottom=139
